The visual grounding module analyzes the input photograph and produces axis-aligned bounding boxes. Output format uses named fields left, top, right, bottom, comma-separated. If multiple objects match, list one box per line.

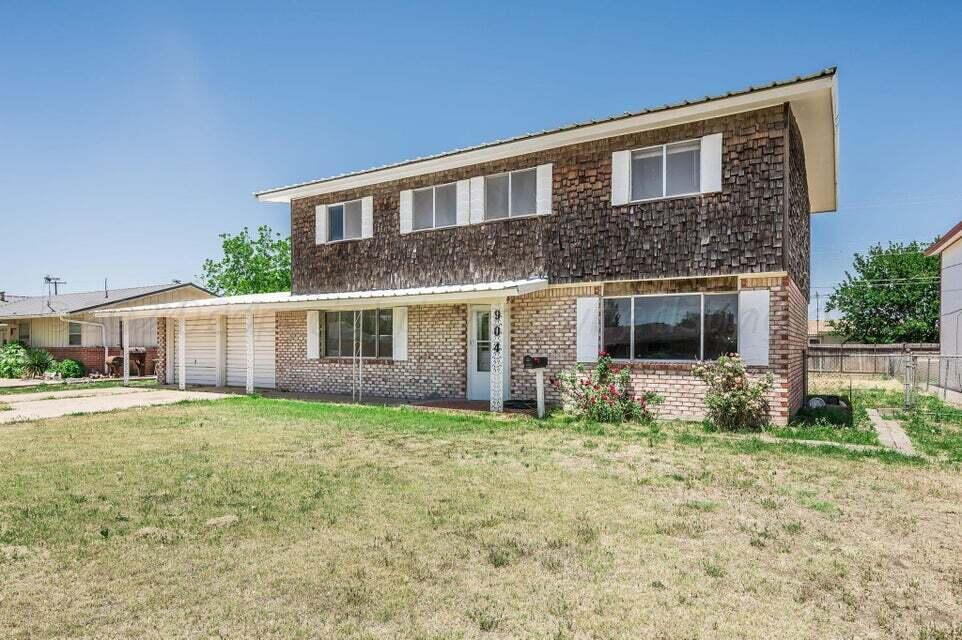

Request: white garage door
left=170, top=318, right=218, bottom=386
left=226, top=313, right=276, bottom=389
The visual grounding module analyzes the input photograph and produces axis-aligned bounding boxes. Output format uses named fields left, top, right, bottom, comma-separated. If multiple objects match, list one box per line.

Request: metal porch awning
left=92, top=278, right=549, bottom=320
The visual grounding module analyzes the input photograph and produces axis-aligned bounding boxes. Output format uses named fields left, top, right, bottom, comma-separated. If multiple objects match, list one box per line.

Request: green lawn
left=1, top=397, right=960, bottom=638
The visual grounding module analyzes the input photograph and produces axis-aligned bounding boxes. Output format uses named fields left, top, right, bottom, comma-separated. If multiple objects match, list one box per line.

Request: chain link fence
left=806, top=344, right=961, bottom=412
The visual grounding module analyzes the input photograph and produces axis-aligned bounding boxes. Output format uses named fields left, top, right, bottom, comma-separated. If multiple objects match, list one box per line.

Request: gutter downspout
left=59, top=316, right=109, bottom=374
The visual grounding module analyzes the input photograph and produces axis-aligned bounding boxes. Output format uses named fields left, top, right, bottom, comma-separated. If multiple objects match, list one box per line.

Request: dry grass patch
left=0, top=396, right=959, bottom=638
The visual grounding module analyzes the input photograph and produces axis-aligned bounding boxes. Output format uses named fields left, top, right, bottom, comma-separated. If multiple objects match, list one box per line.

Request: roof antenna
left=44, top=275, right=66, bottom=297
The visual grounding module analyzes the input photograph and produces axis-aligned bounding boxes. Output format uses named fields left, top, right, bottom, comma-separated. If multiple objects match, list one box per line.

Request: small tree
left=826, top=241, right=939, bottom=343
left=693, top=354, right=773, bottom=431
left=200, top=226, right=292, bottom=295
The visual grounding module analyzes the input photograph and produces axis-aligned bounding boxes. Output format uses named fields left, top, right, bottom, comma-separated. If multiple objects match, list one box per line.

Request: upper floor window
left=413, top=183, right=457, bottom=231
left=68, top=322, right=82, bottom=346
left=631, top=141, right=701, bottom=201
left=484, top=168, right=537, bottom=220
left=328, top=199, right=363, bottom=242
left=316, top=197, right=373, bottom=245
left=611, top=133, right=721, bottom=206
left=602, top=292, right=737, bottom=361
left=324, top=309, right=393, bottom=358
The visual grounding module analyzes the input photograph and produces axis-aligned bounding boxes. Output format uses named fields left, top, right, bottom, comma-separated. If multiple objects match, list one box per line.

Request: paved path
left=0, top=387, right=229, bottom=423
left=866, top=409, right=917, bottom=455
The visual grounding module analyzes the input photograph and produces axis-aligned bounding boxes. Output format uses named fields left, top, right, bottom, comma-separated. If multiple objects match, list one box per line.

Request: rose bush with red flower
left=551, top=353, right=661, bottom=423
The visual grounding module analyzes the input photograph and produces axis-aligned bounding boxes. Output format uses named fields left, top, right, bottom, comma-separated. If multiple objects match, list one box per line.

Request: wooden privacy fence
left=807, top=343, right=939, bottom=375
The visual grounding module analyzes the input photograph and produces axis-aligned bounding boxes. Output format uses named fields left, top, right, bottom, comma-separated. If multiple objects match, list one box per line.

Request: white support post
left=535, top=369, right=545, bottom=419
left=245, top=311, right=255, bottom=395
left=121, top=320, right=130, bottom=386
left=177, top=317, right=186, bottom=391
left=215, top=316, right=226, bottom=387
left=489, top=301, right=505, bottom=412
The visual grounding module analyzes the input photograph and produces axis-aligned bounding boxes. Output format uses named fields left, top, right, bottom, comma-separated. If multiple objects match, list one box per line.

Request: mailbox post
left=523, top=355, right=549, bottom=418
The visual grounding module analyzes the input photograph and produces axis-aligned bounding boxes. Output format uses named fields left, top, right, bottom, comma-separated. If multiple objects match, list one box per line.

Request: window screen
left=485, top=174, right=509, bottom=220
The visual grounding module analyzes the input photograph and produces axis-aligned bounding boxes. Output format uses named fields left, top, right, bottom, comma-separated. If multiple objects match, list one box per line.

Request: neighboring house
left=808, top=319, right=846, bottom=345
left=925, top=221, right=962, bottom=391
left=0, top=283, right=212, bottom=375
left=99, top=68, right=839, bottom=425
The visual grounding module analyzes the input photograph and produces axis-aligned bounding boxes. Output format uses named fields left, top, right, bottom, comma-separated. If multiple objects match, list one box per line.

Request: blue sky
left=1, top=1, right=960, bottom=319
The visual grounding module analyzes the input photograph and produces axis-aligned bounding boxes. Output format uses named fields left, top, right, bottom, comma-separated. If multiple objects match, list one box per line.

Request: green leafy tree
left=826, top=241, right=939, bottom=343
left=201, top=226, right=292, bottom=295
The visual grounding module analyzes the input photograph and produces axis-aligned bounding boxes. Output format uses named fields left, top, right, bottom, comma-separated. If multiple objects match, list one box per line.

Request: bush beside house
left=0, top=342, right=86, bottom=379
left=693, top=354, right=773, bottom=431
left=552, top=353, right=662, bottom=423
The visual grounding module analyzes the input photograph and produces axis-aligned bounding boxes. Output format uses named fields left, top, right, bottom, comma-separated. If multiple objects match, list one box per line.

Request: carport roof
left=94, top=279, right=550, bottom=319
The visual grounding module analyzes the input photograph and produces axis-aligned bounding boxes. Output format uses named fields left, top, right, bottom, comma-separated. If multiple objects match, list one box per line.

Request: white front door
left=468, top=305, right=491, bottom=400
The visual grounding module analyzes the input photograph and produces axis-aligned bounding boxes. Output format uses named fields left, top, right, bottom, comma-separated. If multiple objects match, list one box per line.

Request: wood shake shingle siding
left=290, top=105, right=810, bottom=295
left=785, top=110, right=811, bottom=299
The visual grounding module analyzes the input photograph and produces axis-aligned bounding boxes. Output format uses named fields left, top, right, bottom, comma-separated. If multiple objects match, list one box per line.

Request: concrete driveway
left=0, top=386, right=228, bottom=423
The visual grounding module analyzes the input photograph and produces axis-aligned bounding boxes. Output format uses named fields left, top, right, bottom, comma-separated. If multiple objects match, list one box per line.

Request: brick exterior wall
left=156, top=317, right=167, bottom=383
left=291, top=105, right=808, bottom=295
left=46, top=346, right=158, bottom=376
left=508, top=278, right=806, bottom=425
left=274, top=306, right=467, bottom=399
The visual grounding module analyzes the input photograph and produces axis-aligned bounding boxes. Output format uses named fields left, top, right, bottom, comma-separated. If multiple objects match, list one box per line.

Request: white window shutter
left=361, top=196, right=374, bottom=238
left=469, top=176, right=485, bottom=224
left=399, top=190, right=413, bottom=234
left=456, top=179, right=470, bottom=226
left=738, top=289, right=770, bottom=366
left=611, top=150, right=631, bottom=206
left=700, top=133, right=723, bottom=194
left=536, top=163, right=553, bottom=215
left=576, top=297, right=600, bottom=362
left=306, top=310, right=320, bottom=359
left=392, top=307, right=408, bottom=360
left=315, top=205, right=328, bottom=244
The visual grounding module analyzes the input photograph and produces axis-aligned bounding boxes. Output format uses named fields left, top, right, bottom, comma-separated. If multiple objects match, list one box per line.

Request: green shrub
left=23, top=347, right=55, bottom=378
left=55, top=359, right=86, bottom=379
left=693, top=354, right=773, bottom=431
left=551, top=352, right=662, bottom=423
left=0, top=342, right=29, bottom=378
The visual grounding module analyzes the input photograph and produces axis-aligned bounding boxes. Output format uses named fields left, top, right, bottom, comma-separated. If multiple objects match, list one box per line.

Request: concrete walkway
left=866, top=409, right=917, bottom=455
left=0, top=387, right=229, bottom=423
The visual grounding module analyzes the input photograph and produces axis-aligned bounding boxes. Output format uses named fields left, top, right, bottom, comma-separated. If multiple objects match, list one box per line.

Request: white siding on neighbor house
left=10, top=287, right=209, bottom=349
left=940, top=239, right=962, bottom=351
left=26, top=318, right=69, bottom=348
left=939, top=240, right=962, bottom=391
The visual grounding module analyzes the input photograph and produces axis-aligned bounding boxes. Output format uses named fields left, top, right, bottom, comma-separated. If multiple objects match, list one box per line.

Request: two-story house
left=99, top=68, right=838, bottom=424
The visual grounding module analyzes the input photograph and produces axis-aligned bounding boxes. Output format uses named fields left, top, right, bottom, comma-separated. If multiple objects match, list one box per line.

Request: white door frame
left=467, top=303, right=510, bottom=402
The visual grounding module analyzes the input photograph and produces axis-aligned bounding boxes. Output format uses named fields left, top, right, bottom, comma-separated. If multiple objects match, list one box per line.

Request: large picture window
left=603, top=293, right=737, bottom=361
left=630, top=140, right=701, bottom=201
left=324, top=309, right=393, bottom=358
